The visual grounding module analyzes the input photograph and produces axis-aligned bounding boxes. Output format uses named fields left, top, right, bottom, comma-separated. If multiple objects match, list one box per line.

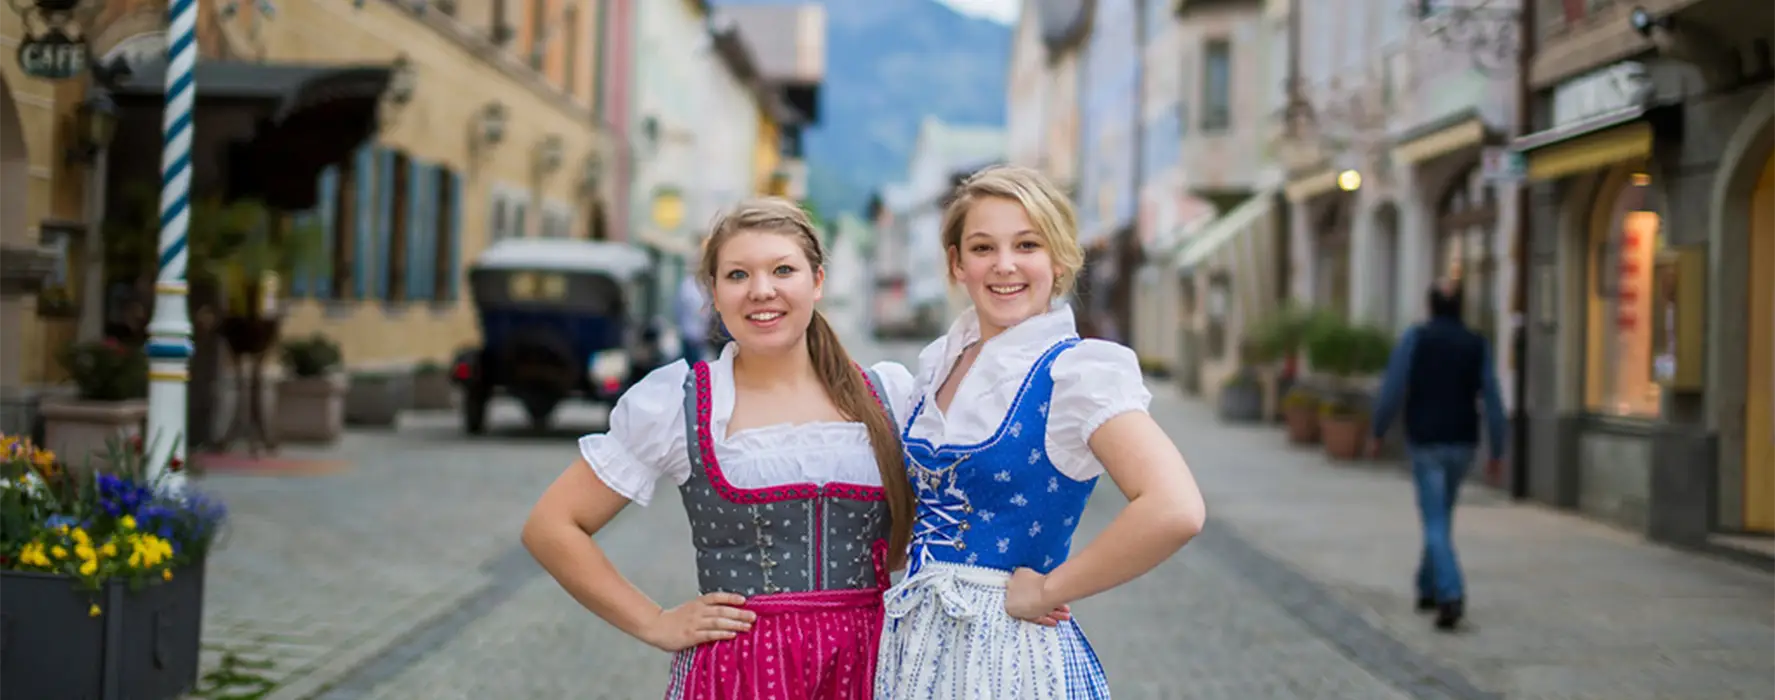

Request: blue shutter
left=446, top=170, right=464, bottom=302
left=311, top=166, right=339, bottom=298
left=406, top=162, right=433, bottom=302
left=375, top=149, right=396, bottom=300
left=353, top=146, right=375, bottom=300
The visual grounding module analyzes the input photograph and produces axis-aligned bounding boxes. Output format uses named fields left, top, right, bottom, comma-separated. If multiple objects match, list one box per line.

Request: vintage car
left=451, top=238, right=668, bottom=433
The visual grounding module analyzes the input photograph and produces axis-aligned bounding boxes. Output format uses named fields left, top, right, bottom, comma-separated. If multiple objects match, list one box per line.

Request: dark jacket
left=1371, top=316, right=1508, bottom=459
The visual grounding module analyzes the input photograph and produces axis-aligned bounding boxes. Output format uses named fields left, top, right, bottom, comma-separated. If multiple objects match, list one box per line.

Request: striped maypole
left=144, top=0, right=199, bottom=491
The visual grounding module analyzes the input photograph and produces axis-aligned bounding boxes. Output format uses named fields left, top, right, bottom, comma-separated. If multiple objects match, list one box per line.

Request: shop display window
left=1584, top=168, right=1662, bottom=418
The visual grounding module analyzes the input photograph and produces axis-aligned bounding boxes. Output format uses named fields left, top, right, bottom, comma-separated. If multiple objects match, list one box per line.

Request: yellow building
left=2, top=0, right=614, bottom=445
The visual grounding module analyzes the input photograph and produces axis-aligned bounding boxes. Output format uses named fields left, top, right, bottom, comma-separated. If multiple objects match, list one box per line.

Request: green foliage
left=56, top=339, right=148, bottom=401
left=277, top=333, right=342, bottom=378
left=1246, top=305, right=1342, bottom=364
left=104, top=183, right=325, bottom=318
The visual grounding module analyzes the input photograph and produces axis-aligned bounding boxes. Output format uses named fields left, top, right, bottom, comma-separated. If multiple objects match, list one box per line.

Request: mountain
left=713, top=0, right=1012, bottom=215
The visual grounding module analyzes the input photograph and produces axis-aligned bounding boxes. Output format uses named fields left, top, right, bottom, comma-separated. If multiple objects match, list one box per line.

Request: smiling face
left=710, top=229, right=825, bottom=355
left=949, top=196, right=1061, bottom=339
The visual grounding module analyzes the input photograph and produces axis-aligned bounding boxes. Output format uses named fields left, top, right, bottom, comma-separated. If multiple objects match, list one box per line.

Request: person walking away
left=1369, top=282, right=1507, bottom=632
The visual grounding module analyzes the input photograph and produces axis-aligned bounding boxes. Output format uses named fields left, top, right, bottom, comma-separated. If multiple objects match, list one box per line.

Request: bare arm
left=521, top=459, right=669, bottom=643
left=1021, top=411, right=1206, bottom=609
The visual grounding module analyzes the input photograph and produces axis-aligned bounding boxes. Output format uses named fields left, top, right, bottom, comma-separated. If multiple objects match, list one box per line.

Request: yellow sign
left=651, top=188, right=685, bottom=232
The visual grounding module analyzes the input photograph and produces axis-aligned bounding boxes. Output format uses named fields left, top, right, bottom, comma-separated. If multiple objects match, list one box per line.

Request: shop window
left=1584, top=168, right=1661, bottom=418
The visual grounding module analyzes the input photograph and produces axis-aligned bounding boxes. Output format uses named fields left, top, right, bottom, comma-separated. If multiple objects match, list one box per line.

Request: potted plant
left=273, top=333, right=346, bottom=443
left=1307, top=322, right=1395, bottom=461
left=1247, top=306, right=1340, bottom=424
left=411, top=359, right=456, bottom=411
left=345, top=369, right=409, bottom=428
left=39, top=339, right=149, bottom=469
left=0, top=433, right=228, bottom=700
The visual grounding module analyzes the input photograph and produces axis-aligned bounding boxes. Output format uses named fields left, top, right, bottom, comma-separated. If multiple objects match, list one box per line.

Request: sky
left=936, top=0, right=1019, bottom=25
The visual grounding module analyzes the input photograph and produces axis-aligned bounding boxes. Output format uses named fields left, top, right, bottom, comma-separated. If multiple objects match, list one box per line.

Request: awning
left=111, top=60, right=393, bottom=210
left=1283, top=169, right=1339, bottom=202
left=1174, top=190, right=1278, bottom=273
left=1510, top=105, right=1667, bottom=182
left=1392, top=115, right=1492, bottom=166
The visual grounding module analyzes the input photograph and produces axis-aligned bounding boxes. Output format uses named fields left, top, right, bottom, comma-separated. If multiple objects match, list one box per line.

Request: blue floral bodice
left=902, top=338, right=1097, bottom=575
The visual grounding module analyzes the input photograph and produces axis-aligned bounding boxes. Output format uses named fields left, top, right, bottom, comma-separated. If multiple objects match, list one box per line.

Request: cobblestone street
left=183, top=340, right=1775, bottom=700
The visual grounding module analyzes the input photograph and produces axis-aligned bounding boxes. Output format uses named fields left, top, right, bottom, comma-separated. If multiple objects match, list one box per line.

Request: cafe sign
left=16, top=27, right=89, bottom=81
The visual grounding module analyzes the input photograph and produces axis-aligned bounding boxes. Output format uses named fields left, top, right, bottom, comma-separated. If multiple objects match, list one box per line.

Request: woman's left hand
left=1005, top=567, right=1067, bottom=625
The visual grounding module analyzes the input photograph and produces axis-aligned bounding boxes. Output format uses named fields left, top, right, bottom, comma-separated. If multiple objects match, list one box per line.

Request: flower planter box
left=345, top=374, right=409, bottom=427
left=410, top=371, right=455, bottom=411
left=39, top=398, right=147, bottom=469
left=275, top=374, right=348, bottom=443
left=1283, top=401, right=1320, bottom=444
left=0, top=562, right=207, bottom=700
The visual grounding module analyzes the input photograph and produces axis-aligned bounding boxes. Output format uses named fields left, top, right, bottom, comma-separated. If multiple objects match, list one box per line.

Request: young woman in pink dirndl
left=521, top=199, right=920, bottom=699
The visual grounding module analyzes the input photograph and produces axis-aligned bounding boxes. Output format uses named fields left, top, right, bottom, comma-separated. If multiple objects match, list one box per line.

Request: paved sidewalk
left=1152, top=386, right=1775, bottom=700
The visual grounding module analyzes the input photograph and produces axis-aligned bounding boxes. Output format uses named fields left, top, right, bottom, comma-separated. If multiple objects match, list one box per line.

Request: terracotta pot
left=39, top=397, right=148, bottom=469
left=1320, top=412, right=1369, bottom=461
left=1283, top=402, right=1320, bottom=444
left=274, top=374, right=347, bottom=443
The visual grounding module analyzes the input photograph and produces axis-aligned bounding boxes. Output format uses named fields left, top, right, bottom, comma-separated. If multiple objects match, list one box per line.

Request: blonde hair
left=938, top=165, right=1086, bottom=298
left=697, top=198, right=915, bottom=571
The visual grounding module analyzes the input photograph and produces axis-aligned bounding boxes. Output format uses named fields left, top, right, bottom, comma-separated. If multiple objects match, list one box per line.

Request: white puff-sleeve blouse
left=578, top=344, right=919, bottom=507
left=907, top=304, right=1152, bottom=482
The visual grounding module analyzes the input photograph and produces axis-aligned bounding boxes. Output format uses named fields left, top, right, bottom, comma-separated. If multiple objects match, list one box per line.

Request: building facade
left=1076, top=0, right=1141, bottom=342
left=900, top=116, right=1005, bottom=330
left=1513, top=0, right=1774, bottom=552
left=1161, top=0, right=1287, bottom=401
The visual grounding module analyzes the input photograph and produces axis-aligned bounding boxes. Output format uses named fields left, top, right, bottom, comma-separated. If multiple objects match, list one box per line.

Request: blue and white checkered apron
left=874, top=560, right=1111, bottom=699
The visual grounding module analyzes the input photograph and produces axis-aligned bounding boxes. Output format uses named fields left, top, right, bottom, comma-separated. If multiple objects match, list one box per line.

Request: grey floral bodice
left=677, top=362, right=896, bottom=596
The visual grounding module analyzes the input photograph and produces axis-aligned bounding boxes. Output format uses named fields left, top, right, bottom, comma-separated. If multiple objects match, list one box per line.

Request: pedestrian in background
left=674, top=254, right=711, bottom=364
left=522, top=199, right=933, bottom=698
left=1369, top=281, right=1508, bottom=632
left=875, top=166, right=1206, bottom=699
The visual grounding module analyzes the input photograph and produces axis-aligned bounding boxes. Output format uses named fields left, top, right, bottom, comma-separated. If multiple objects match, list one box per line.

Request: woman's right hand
left=640, top=592, right=757, bottom=652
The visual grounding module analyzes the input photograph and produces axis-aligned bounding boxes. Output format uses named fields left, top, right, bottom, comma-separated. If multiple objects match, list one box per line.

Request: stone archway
left=1, top=74, right=33, bottom=388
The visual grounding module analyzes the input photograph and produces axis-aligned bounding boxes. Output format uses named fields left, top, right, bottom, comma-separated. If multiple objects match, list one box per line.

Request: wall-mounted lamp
left=578, top=151, right=604, bottom=195
left=533, top=134, right=564, bottom=176
left=1337, top=169, right=1362, bottom=192
left=67, top=89, right=117, bottom=163
left=385, top=54, right=417, bottom=105
left=473, top=101, right=507, bottom=149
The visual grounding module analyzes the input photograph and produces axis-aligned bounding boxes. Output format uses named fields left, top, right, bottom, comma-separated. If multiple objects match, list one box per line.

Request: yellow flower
left=118, top=515, right=136, bottom=531
left=100, top=542, right=117, bottom=557
left=51, top=545, right=67, bottom=559
left=78, top=559, right=97, bottom=576
left=162, top=569, right=173, bottom=581
left=30, top=448, right=54, bottom=468
left=88, top=603, right=101, bottom=617
left=71, top=528, right=89, bottom=545
left=74, top=544, right=95, bottom=561
left=54, top=524, right=69, bottom=536
left=19, top=542, right=50, bottom=567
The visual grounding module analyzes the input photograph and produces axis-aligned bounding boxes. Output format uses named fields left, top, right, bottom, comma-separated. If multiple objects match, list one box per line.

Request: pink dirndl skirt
left=663, top=586, right=886, bottom=700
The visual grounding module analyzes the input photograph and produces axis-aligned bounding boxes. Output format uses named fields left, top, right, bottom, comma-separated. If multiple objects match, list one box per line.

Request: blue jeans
left=1411, top=444, right=1475, bottom=603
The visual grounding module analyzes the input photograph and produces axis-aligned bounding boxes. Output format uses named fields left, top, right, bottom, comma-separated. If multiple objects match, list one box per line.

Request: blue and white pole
left=144, top=0, right=198, bottom=491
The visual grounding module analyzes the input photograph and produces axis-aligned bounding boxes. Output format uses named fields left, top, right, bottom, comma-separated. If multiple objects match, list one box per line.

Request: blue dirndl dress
left=875, top=338, right=1112, bottom=699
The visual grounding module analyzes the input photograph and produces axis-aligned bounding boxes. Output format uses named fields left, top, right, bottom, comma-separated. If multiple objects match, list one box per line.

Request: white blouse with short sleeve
left=578, top=343, right=918, bottom=507
left=907, top=304, right=1152, bottom=482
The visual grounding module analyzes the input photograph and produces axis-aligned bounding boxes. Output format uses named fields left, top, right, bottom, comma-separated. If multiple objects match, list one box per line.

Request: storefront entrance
left=1745, top=150, right=1774, bottom=533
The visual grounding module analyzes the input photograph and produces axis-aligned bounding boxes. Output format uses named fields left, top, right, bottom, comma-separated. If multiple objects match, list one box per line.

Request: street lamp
left=1337, top=169, right=1363, bottom=192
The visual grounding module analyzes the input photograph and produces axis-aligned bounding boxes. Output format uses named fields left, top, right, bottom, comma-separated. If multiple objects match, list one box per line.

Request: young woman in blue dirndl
left=874, top=166, right=1209, bottom=699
